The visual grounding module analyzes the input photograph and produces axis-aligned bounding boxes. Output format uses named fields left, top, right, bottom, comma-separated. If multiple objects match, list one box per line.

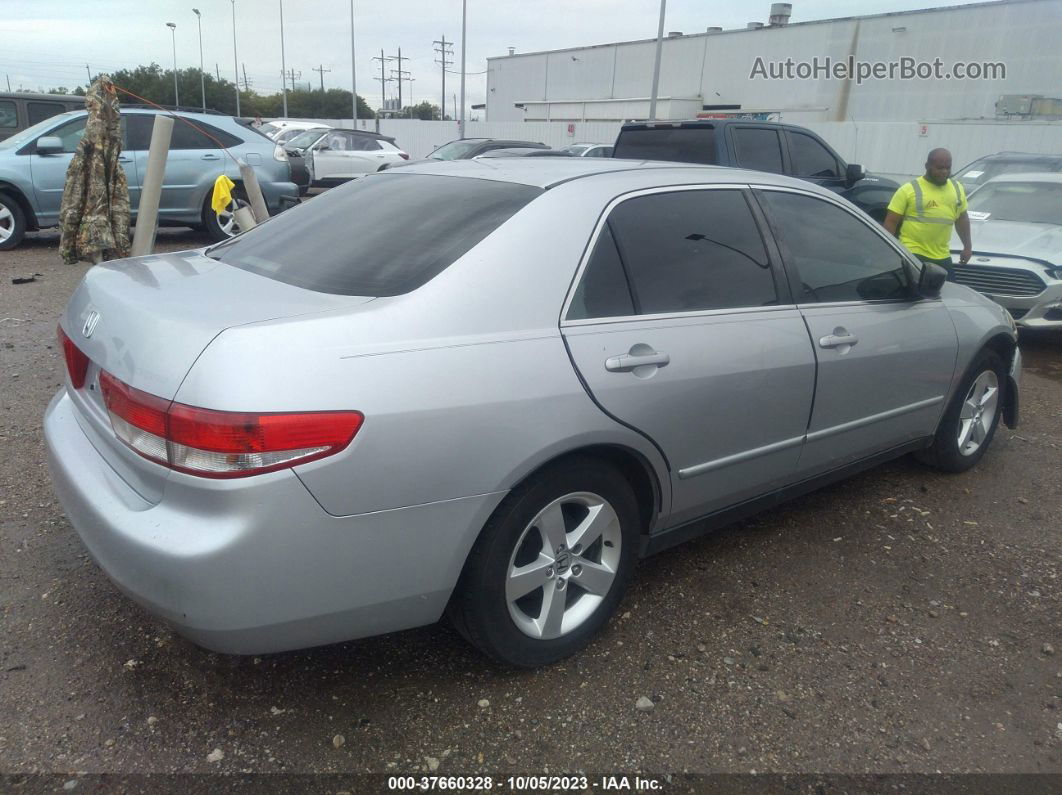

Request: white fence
left=289, top=117, right=1062, bottom=174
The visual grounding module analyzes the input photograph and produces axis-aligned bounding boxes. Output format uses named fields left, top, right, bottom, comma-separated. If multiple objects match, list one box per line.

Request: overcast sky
left=2, top=0, right=976, bottom=112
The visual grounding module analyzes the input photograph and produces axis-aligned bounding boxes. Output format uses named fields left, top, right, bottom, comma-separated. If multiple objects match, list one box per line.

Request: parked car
left=949, top=172, right=1062, bottom=328
left=257, top=119, right=329, bottom=141
left=46, top=159, right=1020, bottom=667
left=562, top=143, right=613, bottom=158
left=955, top=151, right=1062, bottom=194
left=0, top=108, right=297, bottom=249
left=474, top=147, right=573, bottom=158
left=383, top=138, right=550, bottom=170
left=612, top=119, right=898, bottom=222
left=272, top=125, right=330, bottom=145
left=0, top=91, right=85, bottom=141
left=283, top=128, right=407, bottom=187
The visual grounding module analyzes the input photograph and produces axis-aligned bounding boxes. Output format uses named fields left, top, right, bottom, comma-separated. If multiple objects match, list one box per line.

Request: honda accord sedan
left=45, top=159, right=1021, bottom=667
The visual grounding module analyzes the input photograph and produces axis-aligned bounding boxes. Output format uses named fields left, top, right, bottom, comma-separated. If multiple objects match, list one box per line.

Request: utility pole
left=6, top=74, right=11, bottom=92
left=648, top=0, right=667, bottom=120
left=459, top=0, right=467, bottom=137
left=386, top=47, right=410, bottom=109
left=281, top=68, right=302, bottom=94
left=231, top=0, right=240, bottom=116
left=216, top=63, right=221, bottom=81
left=433, top=36, right=453, bottom=120
left=312, top=64, right=332, bottom=92
left=279, top=0, right=288, bottom=117
left=349, top=0, right=357, bottom=126
left=85, top=64, right=91, bottom=84
left=241, top=63, right=252, bottom=92
left=372, top=49, right=393, bottom=114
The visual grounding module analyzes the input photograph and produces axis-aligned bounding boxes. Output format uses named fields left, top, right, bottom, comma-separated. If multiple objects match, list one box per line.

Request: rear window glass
left=206, top=174, right=542, bottom=296
left=613, top=127, right=717, bottom=165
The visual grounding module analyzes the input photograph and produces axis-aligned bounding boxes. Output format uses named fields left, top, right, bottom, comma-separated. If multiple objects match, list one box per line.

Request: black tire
left=916, top=349, right=1006, bottom=472
left=0, top=192, right=27, bottom=251
left=448, top=456, right=641, bottom=667
left=202, top=187, right=250, bottom=242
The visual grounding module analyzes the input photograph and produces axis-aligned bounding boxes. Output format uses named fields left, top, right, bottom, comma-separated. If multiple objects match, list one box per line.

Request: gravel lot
left=1, top=229, right=1060, bottom=782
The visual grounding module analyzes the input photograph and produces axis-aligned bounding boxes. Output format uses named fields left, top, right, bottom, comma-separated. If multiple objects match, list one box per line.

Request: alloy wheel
left=958, top=370, right=999, bottom=456
left=0, top=204, right=13, bottom=243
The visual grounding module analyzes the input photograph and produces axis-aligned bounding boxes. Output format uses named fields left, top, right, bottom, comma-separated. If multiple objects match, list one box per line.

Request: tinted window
left=788, top=132, right=840, bottom=178
left=567, top=225, right=635, bottom=320
left=733, top=128, right=783, bottom=173
left=348, top=135, right=381, bottom=151
left=761, top=191, right=910, bottom=303
left=0, top=100, right=16, bottom=128
left=608, top=190, right=776, bottom=314
left=206, top=174, right=541, bottom=296
left=169, top=118, right=241, bottom=149
left=48, top=115, right=128, bottom=152
left=613, top=127, right=718, bottom=165
left=27, top=101, right=66, bottom=125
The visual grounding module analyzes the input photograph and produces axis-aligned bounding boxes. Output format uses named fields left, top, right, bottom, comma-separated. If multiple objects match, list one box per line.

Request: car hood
left=952, top=219, right=1062, bottom=264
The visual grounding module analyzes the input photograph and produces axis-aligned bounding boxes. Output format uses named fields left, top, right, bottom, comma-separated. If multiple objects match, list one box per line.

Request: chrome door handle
left=819, top=333, right=859, bottom=349
left=605, top=351, right=670, bottom=372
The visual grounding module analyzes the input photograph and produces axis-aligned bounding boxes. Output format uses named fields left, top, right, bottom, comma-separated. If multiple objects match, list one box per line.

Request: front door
left=756, top=188, right=958, bottom=475
left=561, top=186, right=816, bottom=526
left=29, top=115, right=137, bottom=226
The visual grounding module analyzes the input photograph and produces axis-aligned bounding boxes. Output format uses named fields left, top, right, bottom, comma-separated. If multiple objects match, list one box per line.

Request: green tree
left=400, top=101, right=443, bottom=120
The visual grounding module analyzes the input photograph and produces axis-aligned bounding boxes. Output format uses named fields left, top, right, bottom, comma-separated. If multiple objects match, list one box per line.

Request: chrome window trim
left=562, top=303, right=799, bottom=329
left=560, top=183, right=783, bottom=326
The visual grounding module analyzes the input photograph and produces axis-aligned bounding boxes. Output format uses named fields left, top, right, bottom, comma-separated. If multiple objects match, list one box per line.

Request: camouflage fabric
left=58, top=75, right=131, bottom=264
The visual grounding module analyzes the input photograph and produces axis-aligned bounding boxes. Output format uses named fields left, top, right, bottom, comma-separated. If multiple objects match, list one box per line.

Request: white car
left=285, top=128, right=409, bottom=185
left=561, top=143, right=613, bottom=158
left=950, top=172, right=1062, bottom=328
left=259, top=120, right=330, bottom=142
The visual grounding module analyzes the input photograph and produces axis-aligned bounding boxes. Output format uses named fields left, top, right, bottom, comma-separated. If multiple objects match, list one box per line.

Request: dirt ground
left=1, top=229, right=1060, bottom=785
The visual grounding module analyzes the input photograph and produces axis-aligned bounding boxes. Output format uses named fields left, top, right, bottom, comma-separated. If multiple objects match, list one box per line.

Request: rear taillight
left=58, top=325, right=89, bottom=389
left=98, top=370, right=363, bottom=478
left=399, top=152, right=410, bottom=160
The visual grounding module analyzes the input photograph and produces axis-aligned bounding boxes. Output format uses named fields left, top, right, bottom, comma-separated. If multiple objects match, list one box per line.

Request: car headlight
left=1046, top=266, right=1062, bottom=280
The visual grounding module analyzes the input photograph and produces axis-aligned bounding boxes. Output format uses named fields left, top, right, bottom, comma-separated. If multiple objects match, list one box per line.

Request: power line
left=311, top=64, right=332, bottom=92
left=433, top=36, right=453, bottom=120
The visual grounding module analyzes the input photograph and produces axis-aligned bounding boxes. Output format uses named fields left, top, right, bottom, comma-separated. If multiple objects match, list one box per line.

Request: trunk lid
left=60, top=249, right=372, bottom=503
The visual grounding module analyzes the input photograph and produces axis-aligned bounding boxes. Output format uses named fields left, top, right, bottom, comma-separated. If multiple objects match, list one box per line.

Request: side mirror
left=845, top=162, right=866, bottom=187
left=36, top=136, right=63, bottom=155
left=913, top=261, right=948, bottom=299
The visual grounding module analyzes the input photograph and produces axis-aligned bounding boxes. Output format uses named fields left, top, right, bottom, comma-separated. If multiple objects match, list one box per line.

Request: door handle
left=201, top=153, right=222, bottom=160
left=118, top=155, right=132, bottom=163
left=818, top=332, right=859, bottom=349
left=605, top=351, right=670, bottom=372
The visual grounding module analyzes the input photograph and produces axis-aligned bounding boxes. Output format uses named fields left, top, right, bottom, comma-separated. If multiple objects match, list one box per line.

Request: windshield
left=428, top=139, right=484, bottom=160
left=958, top=158, right=1060, bottom=189
left=562, top=145, right=591, bottom=155
left=205, top=173, right=542, bottom=296
left=967, top=181, right=1062, bottom=225
left=259, top=122, right=281, bottom=135
left=286, top=129, right=328, bottom=149
left=0, top=111, right=81, bottom=151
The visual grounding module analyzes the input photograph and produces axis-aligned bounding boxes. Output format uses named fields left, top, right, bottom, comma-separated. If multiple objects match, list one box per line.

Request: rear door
left=29, top=114, right=137, bottom=225
left=561, top=186, right=816, bottom=526
left=756, top=188, right=958, bottom=475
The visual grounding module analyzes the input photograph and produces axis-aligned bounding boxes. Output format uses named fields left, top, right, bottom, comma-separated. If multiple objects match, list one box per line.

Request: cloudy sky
left=3, top=0, right=974, bottom=113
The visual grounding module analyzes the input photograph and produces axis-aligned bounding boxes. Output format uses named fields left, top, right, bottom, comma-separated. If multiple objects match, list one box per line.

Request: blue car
left=0, top=108, right=297, bottom=250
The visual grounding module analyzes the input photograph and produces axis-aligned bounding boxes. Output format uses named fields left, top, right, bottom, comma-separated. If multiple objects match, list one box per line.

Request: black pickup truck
left=612, top=119, right=898, bottom=222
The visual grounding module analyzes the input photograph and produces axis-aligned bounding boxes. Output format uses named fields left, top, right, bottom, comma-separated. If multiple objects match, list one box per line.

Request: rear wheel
left=202, top=187, right=251, bottom=242
left=916, top=349, right=1006, bottom=472
left=0, top=192, right=26, bottom=251
left=449, top=457, right=640, bottom=667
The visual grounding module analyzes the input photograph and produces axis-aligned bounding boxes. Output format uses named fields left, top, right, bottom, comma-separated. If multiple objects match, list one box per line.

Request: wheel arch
left=982, top=332, right=1019, bottom=428
left=0, top=183, right=39, bottom=230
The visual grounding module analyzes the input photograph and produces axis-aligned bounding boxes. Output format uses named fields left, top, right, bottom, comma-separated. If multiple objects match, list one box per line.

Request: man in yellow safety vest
left=883, top=148, right=972, bottom=276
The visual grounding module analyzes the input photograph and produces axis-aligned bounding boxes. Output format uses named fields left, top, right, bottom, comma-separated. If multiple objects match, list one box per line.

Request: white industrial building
left=484, top=0, right=1062, bottom=123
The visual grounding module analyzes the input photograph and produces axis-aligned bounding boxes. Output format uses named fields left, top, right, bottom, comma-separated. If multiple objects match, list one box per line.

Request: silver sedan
left=45, top=159, right=1021, bottom=667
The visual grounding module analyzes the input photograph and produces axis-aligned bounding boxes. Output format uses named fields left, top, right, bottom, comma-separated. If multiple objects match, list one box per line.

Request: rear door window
left=613, top=127, right=718, bottom=165
left=732, top=127, right=783, bottom=173
left=27, top=101, right=66, bottom=125
left=0, top=100, right=16, bottom=129
left=206, top=174, right=542, bottom=296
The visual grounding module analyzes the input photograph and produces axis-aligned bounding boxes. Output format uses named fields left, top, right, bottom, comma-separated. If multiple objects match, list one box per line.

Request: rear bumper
left=44, top=389, right=505, bottom=654
left=257, top=179, right=300, bottom=214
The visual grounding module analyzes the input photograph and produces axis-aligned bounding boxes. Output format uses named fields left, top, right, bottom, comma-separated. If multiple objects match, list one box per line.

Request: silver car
left=950, top=172, right=1062, bottom=328
left=45, top=159, right=1021, bottom=667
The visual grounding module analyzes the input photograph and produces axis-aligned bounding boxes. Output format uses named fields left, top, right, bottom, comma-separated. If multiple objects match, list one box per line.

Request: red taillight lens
left=399, top=152, right=410, bottom=160
left=98, top=370, right=363, bottom=478
left=58, top=325, right=90, bottom=389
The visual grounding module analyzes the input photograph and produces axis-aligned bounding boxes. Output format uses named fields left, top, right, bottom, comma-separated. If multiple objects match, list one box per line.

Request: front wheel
left=0, top=192, right=27, bottom=251
left=448, top=457, right=641, bottom=667
left=202, top=188, right=251, bottom=242
left=916, top=349, right=1006, bottom=472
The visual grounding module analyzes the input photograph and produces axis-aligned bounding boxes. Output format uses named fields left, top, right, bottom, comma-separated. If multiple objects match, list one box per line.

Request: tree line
left=26, top=63, right=450, bottom=121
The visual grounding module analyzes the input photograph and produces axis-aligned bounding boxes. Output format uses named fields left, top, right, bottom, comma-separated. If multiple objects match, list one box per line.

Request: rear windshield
left=613, top=127, right=717, bottom=165
left=206, top=174, right=542, bottom=296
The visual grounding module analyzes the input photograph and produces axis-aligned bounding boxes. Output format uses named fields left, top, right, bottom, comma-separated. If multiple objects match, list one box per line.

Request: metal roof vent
left=668, top=31, right=684, bottom=37
left=747, top=22, right=765, bottom=30
left=706, top=26, right=723, bottom=33
left=769, top=3, right=793, bottom=26
left=508, top=47, right=515, bottom=55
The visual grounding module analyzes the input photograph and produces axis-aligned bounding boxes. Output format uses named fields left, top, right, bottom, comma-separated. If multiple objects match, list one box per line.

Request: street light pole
left=192, top=8, right=205, bottom=112
left=648, top=0, right=666, bottom=120
left=279, top=0, right=288, bottom=118
left=230, top=1, right=240, bottom=116
left=350, top=0, right=357, bottom=126
left=166, top=22, right=179, bottom=107
left=459, top=0, right=466, bottom=137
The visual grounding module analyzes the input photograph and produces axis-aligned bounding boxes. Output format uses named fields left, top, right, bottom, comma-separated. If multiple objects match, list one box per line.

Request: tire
left=0, top=192, right=27, bottom=251
left=916, top=349, right=1006, bottom=472
left=202, top=187, right=250, bottom=242
left=448, top=456, right=641, bottom=667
